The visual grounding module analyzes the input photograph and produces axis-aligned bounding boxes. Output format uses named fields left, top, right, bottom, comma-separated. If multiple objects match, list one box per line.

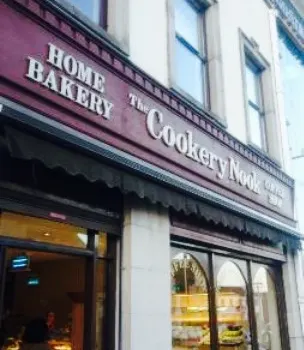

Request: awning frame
left=0, top=96, right=302, bottom=249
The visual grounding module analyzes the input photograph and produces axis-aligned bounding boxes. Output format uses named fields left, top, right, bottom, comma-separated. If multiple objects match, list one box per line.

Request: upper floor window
left=64, top=0, right=107, bottom=27
left=244, top=57, right=266, bottom=150
left=173, top=0, right=207, bottom=106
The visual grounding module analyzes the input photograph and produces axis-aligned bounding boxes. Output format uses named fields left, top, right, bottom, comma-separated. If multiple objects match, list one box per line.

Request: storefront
left=0, top=119, right=122, bottom=350
left=170, top=214, right=290, bottom=350
left=0, top=1, right=302, bottom=350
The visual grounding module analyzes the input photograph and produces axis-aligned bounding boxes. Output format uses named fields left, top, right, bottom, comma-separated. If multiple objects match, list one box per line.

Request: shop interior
left=1, top=248, right=85, bottom=350
left=0, top=211, right=106, bottom=350
left=171, top=252, right=279, bottom=350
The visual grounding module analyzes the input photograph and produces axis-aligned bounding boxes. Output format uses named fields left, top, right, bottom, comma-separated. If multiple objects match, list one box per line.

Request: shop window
left=253, top=266, right=282, bottom=350
left=0, top=212, right=107, bottom=256
left=244, top=57, right=266, bottom=150
left=171, top=252, right=210, bottom=349
left=216, top=260, right=251, bottom=349
left=173, top=0, right=207, bottom=105
left=61, top=0, right=107, bottom=27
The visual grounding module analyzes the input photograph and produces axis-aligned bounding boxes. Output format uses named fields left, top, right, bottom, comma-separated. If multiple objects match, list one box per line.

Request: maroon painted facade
left=0, top=0, right=296, bottom=225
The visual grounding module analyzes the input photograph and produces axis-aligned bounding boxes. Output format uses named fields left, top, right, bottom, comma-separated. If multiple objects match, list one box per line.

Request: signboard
left=0, top=1, right=295, bottom=222
left=11, top=254, right=30, bottom=272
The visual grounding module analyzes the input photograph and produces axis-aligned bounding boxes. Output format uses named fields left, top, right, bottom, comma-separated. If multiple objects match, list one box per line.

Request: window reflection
left=279, top=35, right=304, bottom=158
left=279, top=33, right=304, bottom=231
left=175, top=39, right=204, bottom=104
left=173, top=0, right=206, bottom=105
left=175, top=0, right=199, bottom=49
left=216, top=261, right=251, bottom=349
left=253, top=266, right=281, bottom=350
left=65, top=0, right=100, bottom=23
left=171, top=252, right=210, bottom=349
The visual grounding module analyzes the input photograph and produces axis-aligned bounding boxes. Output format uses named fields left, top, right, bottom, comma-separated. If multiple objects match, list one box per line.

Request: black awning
left=2, top=125, right=301, bottom=250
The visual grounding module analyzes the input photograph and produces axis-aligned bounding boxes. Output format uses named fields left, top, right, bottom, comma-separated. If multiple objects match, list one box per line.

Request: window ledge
left=248, top=143, right=282, bottom=169
left=41, top=0, right=128, bottom=59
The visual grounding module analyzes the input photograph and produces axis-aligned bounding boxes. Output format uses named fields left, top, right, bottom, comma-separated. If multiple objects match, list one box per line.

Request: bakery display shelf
left=173, top=345, right=211, bottom=350
left=172, top=318, right=242, bottom=323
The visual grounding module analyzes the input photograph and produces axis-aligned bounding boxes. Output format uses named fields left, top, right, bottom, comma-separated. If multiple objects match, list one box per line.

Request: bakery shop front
left=0, top=1, right=302, bottom=350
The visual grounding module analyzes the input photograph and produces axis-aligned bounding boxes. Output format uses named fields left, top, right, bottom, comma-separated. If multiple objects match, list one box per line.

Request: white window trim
left=167, top=0, right=209, bottom=108
left=239, top=30, right=281, bottom=163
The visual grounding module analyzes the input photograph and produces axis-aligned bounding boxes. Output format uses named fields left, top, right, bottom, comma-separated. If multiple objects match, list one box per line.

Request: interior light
left=77, top=233, right=98, bottom=247
left=77, top=233, right=88, bottom=246
left=43, top=232, right=51, bottom=237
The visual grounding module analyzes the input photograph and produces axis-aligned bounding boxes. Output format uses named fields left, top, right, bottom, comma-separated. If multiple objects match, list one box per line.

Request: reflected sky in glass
left=175, top=0, right=199, bottom=50
left=245, top=66, right=259, bottom=105
left=248, top=106, right=262, bottom=148
left=175, top=39, right=204, bottom=104
left=279, top=38, right=304, bottom=157
left=67, top=0, right=99, bottom=22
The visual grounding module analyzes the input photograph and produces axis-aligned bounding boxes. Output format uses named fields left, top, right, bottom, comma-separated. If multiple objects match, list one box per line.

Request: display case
left=172, top=293, right=248, bottom=350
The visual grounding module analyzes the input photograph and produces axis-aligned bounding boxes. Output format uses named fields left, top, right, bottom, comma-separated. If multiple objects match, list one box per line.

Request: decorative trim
left=188, top=0, right=215, bottom=11
left=274, top=0, right=304, bottom=39
left=269, top=0, right=304, bottom=51
left=0, top=97, right=301, bottom=240
left=3, top=0, right=295, bottom=188
left=279, top=24, right=304, bottom=62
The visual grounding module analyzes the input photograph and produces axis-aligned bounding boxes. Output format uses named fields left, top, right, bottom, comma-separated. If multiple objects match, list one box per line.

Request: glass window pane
left=174, top=0, right=199, bottom=50
left=246, top=65, right=259, bottom=105
left=65, top=0, right=100, bottom=23
left=171, top=252, right=210, bottom=349
left=216, top=260, right=251, bottom=349
left=253, top=266, right=282, bottom=350
left=0, top=212, right=89, bottom=249
left=248, top=105, right=263, bottom=148
left=175, top=39, right=204, bottom=104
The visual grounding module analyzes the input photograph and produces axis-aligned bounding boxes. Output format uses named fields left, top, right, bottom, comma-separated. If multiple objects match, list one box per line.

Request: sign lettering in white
left=129, top=93, right=285, bottom=206
left=25, top=43, right=114, bottom=120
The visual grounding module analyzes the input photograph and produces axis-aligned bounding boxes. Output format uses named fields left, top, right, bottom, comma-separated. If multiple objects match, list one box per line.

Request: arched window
left=216, top=260, right=251, bottom=349
left=171, top=252, right=210, bottom=349
left=253, top=266, right=282, bottom=350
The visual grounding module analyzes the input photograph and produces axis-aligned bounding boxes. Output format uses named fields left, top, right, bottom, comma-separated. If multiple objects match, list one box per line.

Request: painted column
left=121, top=197, right=171, bottom=350
left=282, top=253, right=304, bottom=350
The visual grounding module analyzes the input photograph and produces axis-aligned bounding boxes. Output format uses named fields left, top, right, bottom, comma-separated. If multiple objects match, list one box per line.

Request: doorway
left=0, top=210, right=118, bottom=350
left=1, top=248, right=86, bottom=350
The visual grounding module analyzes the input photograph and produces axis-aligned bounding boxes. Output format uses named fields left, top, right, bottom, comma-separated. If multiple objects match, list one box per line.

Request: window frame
left=169, top=0, right=209, bottom=108
left=239, top=31, right=274, bottom=155
left=244, top=55, right=267, bottom=151
left=170, top=239, right=289, bottom=350
left=57, top=0, right=108, bottom=29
